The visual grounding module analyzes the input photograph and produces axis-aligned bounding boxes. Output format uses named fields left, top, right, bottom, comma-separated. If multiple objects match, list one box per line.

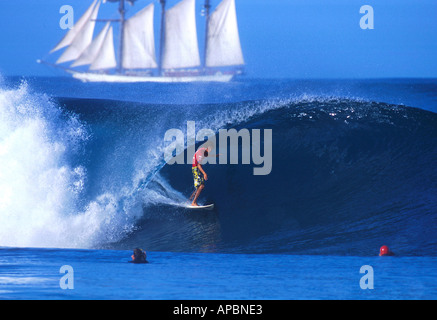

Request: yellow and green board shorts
left=192, top=166, right=204, bottom=189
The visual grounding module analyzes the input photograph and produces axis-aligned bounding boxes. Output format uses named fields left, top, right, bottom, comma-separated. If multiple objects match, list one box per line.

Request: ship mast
left=159, top=0, right=166, bottom=75
left=118, top=0, right=126, bottom=74
left=202, top=0, right=211, bottom=71
left=103, top=0, right=137, bottom=73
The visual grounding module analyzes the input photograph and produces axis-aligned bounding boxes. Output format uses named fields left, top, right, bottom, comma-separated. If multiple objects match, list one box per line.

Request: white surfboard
left=186, top=203, right=214, bottom=210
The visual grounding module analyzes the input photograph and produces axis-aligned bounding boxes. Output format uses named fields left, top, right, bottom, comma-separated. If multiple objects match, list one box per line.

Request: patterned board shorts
left=192, top=166, right=204, bottom=189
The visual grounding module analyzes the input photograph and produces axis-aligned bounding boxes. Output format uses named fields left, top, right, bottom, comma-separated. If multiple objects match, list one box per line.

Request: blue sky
left=1, top=0, right=436, bottom=78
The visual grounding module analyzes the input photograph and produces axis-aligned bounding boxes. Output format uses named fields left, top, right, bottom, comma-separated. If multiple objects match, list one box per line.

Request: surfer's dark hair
left=133, top=248, right=147, bottom=262
left=204, top=150, right=209, bottom=157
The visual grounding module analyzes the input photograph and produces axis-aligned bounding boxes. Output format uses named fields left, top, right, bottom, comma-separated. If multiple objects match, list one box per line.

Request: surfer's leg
left=191, top=184, right=204, bottom=206
left=191, top=166, right=204, bottom=205
left=189, top=189, right=196, bottom=201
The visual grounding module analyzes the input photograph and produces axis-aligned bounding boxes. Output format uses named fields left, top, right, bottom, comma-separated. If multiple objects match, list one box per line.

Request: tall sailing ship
left=38, top=0, right=245, bottom=83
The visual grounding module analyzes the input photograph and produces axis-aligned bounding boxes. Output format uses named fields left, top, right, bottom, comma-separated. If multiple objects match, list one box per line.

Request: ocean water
left=0, top=76, right=436, bottom=300
left=1, top=247, right=436, bottom=300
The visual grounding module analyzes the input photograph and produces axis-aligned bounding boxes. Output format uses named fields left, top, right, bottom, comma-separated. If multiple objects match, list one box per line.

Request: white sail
left=89, top=26, right=117, bottom=70
left=122, top=3, right=157, bottom=69
left=56, top=0, right=101, bottom=64
left=206, top=0, right=244, bottom=67
left=162, top=0, right=200, bottom=69
left=50, top=0, right=99, bottom=53
left=71, top=22, right=110, bottom=67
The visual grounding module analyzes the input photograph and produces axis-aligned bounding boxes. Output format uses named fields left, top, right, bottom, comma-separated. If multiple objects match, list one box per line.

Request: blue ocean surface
left=0, top=76, right=436, bottom=299
left=1, top=247, right=436, bottom=300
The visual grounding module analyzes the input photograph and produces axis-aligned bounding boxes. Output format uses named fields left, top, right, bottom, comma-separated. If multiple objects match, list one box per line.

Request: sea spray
left=0, top=82, right=142, bottom=248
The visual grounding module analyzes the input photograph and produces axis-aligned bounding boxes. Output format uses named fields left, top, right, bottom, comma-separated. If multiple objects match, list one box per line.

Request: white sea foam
left=0, top=80, right=190, bottom=249
left=0, top=82, right=133, bottom=248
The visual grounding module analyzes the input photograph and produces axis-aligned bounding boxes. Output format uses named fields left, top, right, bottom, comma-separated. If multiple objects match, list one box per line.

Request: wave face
left=1, top=80, right=436, bottom=256
left=135, top=98, right=437, bottom=256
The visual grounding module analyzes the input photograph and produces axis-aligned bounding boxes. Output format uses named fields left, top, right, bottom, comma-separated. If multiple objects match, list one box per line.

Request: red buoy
left=379, top=245, right=394, bottom=256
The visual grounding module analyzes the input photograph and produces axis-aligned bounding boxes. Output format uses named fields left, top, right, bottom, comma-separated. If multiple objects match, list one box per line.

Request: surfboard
left=186, top=203, right=214, bottom=210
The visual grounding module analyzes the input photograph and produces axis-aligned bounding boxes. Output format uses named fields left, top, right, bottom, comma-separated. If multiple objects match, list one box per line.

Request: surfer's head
left=131, top=248, right=147, bottom=263
left=200, top=142, right=213, bottom=155
left=379, top=245, right=392, bottom=256
left=200, top=145, right=212, bottom=157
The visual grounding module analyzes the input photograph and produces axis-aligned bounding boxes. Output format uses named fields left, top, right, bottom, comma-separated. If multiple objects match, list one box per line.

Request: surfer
left=189, top=146, right=215, bottom=206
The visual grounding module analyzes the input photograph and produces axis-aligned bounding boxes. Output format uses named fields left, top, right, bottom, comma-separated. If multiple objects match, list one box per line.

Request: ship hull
left=69, top=71, right=234, bottom=83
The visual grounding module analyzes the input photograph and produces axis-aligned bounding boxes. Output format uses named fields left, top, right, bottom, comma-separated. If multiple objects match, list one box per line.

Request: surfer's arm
left=198, top=163, right=208, bottom=180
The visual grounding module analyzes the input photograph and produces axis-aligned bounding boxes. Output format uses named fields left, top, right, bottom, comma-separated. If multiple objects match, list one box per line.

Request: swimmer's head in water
left=131, top=248, right=147, bottom=263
